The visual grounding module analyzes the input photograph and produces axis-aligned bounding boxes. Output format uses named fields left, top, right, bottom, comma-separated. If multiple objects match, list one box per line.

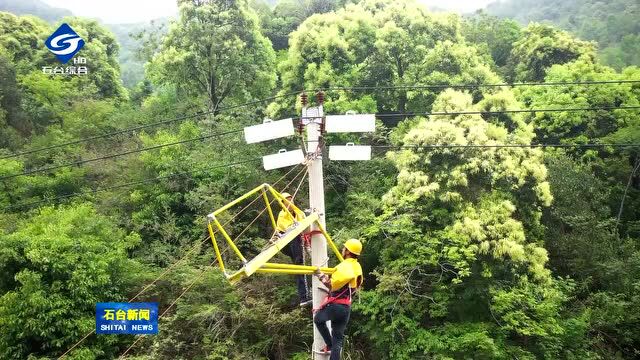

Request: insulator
left=316, top=91, right=325, bottom=104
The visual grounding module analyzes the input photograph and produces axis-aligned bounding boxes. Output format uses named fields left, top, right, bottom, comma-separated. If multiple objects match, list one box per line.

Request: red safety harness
left=302, top=230, right=323, bottom=248
left=304, top=230, right=362, bottom=312
left=314, top=276, right=362, bottom=313
left=313, top=286, right=353, bottom=313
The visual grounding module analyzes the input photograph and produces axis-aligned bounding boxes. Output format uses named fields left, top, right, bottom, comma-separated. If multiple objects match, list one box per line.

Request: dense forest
left=485, top=0, right=640, bottom=69
left=0, top=0, right=639, bottom=359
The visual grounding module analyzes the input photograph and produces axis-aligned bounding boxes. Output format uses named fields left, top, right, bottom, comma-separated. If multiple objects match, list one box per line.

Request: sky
left=419, top=0, right=495, bottom=13
left=42, top=0, right=496, bottom=24
left=42, top=0, right=178, bottom=23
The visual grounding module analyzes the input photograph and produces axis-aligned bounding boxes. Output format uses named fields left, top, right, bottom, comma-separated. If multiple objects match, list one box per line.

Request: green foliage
left=353, top=89, right=564, bottom=357
left=107, top=20, right=169, bottom=89
left=128, top=271, right=313, bottom=360
left=600, top=34, right=640, bottom=70
left=0, top=203, right=143, bottom=359
left=542, top=152, right=640, bottom=358
left=463, top=12, right=522, bottom=70
left=62, top=17, right=127, bottom=100
left=508, top=23, right=596, bottom=82
left=147, top=0, right=276, bottom=113
left=517, top=58, right=640, bottom=145
left=485, top=0, right=640, bottom=69
left=272, top=0, right=501, bottom=120
left=251, top=0, right=339, bottom=50
left=1, top=0, right=639, bottom=358
left=0, top=49, right=27, bottom=146
left=0, top=12, right=50, bottom=68
left=0, top=13, right=126, bottom=101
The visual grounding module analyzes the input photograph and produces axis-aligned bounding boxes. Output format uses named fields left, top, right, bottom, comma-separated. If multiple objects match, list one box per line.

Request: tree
left=0, top=13, right=126, bottom=101
left=542, top=152, right=640, bottom=358
left=0, top=203, right=143, bottom=359
left=272, top=0, right=500, bottom=120
left=508, top=23, right=595, bottom=82
left=516, top=58, right=640, bottom=145
left=250, top=0, right=339, bottom=51
left=62, top=17, right=127, bottom=100
left=463, top=12, right=522, bottom=70
left=0, top=49, right=27, bottom=145
left=0, top=12, right=50, bottom=69
left=353, top=89, right=588, bottom=358
left=147, top=0, right=276, bottom=114
left=485, top=0, right=640, bottom=69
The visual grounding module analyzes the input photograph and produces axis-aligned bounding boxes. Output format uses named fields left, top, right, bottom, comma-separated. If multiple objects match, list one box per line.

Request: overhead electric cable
left=56, top=165, right=304, bottom=359
left=296, top=105, right=640, bottom=121
left=1, top=91, right=301, bottom=160
left=318, top=79, right=640, bottom=92
left=0, top=128, right=244, bottom=180
left=6, top=158, right=261, bottom=211
left=371, top=143, right=640, bottom=150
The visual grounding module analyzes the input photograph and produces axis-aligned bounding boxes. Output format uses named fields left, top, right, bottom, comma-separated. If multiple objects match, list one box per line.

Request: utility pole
left=243, top=91, right=375, bottom=359
left=302, top=92, right=330, bottom=359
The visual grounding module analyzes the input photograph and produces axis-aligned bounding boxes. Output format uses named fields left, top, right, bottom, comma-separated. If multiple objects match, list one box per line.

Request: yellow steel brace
left=206, top=183, right=344, bottom=284
left=262, top=263, right=335, bottom=273
left=244, top=213, right=318, bottom=276
left=208, top=222, right=225, bottom=273
left=262, top=188, right=277, bottom=231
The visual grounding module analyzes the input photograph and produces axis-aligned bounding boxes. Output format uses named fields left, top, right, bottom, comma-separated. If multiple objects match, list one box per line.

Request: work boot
left=299, top=298, right=312, bottom=307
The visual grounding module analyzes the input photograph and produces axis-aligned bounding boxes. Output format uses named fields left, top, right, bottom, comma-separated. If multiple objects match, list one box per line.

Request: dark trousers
left=313, top=303, right=351, bottom=360
left=282, top=235, right=308, bottom=301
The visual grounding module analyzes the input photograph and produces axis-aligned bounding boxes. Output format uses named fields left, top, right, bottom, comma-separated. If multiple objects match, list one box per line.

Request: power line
left=56, top=165, right=304, bottom=359
left=374, top=106, right=640, bottom=117
left=297, top=105, right=640, bottom=120
left=319, top=79, right=640, bottom=92
left=0, top=112, right=209, bottom=160
left=371, top=143, right=640, bottom=149
left=6, top=105, right=638, bottom=180
left=117, top=260, right=217, bottom=359
left=1, top=92, right=301, bottom=160
left=4, top=81, right=638, bottom=160
left=0, top=129, right=244, bottom=180
left=6, top=158, right=262, bottom=211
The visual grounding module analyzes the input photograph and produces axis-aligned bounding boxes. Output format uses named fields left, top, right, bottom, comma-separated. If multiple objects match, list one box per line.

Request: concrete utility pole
left=244, top=92, right=374, bottom=359
left=303, top=92, right=330, bottom=359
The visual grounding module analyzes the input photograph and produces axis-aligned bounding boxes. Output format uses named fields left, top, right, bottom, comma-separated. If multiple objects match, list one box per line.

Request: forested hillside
left=0, top=0, right=71, bottom=22
left=485, top=0, right=640, bottom=69
left=0, top=0, right=639, bottom=359
left=107, top=20, right=169, bottom=88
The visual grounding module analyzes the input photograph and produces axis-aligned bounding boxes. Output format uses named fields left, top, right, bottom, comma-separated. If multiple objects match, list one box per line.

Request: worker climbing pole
left=205, top=91, right=376, bottom=359
left=302, top=91, right=333, bottom=358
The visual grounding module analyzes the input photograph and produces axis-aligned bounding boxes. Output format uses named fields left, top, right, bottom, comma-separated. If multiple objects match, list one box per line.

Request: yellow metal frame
left=206, top=183, right=343, bottom=284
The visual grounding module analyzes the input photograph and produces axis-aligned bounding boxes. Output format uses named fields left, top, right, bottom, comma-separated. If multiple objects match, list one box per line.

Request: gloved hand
left=269, top=234, right=279, bottom=244
left=313, top=266, right=322, bottom=276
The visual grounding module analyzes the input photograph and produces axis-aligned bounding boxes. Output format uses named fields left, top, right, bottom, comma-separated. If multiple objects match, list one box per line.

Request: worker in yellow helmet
left=313, top=238, right=363, bottom=359
left=275, top=192, right=311, bottom=306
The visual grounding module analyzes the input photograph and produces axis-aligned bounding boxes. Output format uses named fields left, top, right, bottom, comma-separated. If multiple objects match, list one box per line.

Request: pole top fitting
left=316, top=91, right=325, bottom=105
left=300, top=92, right=308, bottom=107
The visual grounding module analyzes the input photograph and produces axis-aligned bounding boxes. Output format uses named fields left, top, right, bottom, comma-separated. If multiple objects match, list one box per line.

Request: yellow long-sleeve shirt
left=329, top=258, right=363, bottom=292
left=276, top=207, right=305, bottom=233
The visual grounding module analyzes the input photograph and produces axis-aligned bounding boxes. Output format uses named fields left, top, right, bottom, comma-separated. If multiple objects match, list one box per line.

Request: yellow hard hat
left=344, top=238, right=362, bottom=255
left=281, top=192, right=293, bottom=199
